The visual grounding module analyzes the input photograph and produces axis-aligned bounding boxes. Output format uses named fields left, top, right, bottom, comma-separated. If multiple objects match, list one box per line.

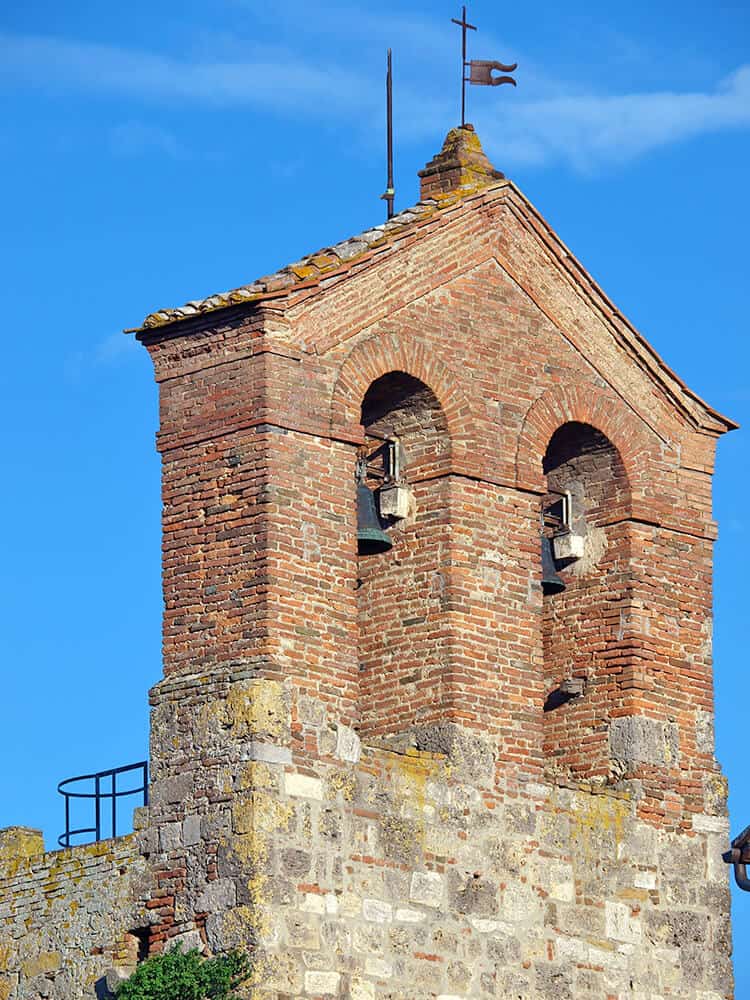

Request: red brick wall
left=443, top=478, right=543, bottom=767
left=265, top=429, right=360, bottom=726
left=159, top=427, right=270, bottom=678
left=627, top=523, right=716, bottom=827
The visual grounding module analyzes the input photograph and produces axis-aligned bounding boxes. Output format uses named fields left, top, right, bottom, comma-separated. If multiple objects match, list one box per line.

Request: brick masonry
left=0, top=126, right=736, bottom=998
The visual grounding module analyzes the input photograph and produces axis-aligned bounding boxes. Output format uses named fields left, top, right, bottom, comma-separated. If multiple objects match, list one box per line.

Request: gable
left=286, top=186, right=732, bottom=445
left=133, top=134, right=734, bottom=442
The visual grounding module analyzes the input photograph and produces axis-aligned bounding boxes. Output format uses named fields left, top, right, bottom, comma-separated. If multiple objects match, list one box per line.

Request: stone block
left=300, top=892, right=326, bottom=914
left=196, top=878, right=237, bottom=913
left=696, top=711, right=715, bottom=754
left=284, top=772, right=323, bottom=800
left=364, top=954, right=392, bottom=978
left=362, top=898, right=393, bottom=923
left=151, top=773, right=193, bottom=806
left=105, top=967, right=130, bottom=994
left=245, top=741, right=293, bottom=765
left=159, top=821, right=182, bottom=851
left=0, top=827, right=44, bottom=863
left=227, top=679, right=289, bottom=741
left=449, top=871, right=498, bottom=916
left=413, top=722, right=494, bottom=784
left=287, top=914, right=319, bottom=949
left=335, top=724, right=361, bottom=763
left=182, top=813, right=202, bottom=847
left=21, top=952, right=61, bottom=978
left=410, top=871, right=444, bottom=908
left=350, top=979, right=376, bottom=1000
left=692, top=814, right=729, bottom=835
left=167, top=929, right=204, bottom=953
left=605, top=901, right=642, bottom=943
left=703, top=773, right=728, bottom=816
left=609, top=716, right=680, bottom=769
left=304, top=970, right=341, bottom=995
left=547, top=861, right=574, bottom=902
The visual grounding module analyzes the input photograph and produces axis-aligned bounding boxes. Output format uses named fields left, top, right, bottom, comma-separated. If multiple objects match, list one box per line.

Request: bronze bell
left=541, top=534, right=565, bottom=595
left=357, top=481, right=393, bottom=555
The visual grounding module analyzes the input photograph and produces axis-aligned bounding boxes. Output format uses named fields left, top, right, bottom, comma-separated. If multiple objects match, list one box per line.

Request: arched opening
left=541, top=422, right=631, bottom=781
left=356, top=371, right=451, bottom=740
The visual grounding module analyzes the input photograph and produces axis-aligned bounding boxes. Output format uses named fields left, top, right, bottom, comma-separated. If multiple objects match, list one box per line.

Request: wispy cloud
left=109, top=121, right=185, bottom=158
left=64, top=331, right=138, bottom=382
left=1, top=28, right=749, bottom=173
left=489, top=66, right=750, bottom=171
left=93, top=331, right=139, bottom=364
left=0, top=33, right=374, bottom=117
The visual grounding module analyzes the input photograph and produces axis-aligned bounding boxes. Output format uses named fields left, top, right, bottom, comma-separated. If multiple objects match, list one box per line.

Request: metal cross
left=451, top=5, right=477, bottom=127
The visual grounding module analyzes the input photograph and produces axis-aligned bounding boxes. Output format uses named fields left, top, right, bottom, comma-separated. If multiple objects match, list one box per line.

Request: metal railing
left=57, top=761, right=149, bottom=848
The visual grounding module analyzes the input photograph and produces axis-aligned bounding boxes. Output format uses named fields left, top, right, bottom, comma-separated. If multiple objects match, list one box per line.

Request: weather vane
left=451, top=5, right=517, bottom=127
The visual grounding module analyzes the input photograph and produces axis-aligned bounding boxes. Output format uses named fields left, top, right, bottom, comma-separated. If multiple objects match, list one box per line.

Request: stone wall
left=1, top=684, right=732, bottom=999
left=139, top=677, right=733, bottom=998
left=249, top=688, right=732, bottom=999
left=0, top=829, right=148, bottom=999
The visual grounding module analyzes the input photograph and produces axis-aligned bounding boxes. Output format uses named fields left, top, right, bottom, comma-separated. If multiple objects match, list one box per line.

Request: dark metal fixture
left=380, top=49, right=395, bottom=221
left=359, top=436, right=404, bottom=485
left=543, top=676, right=585, bottom=713
left=543, top=491, right=572, bottom=533
left=58, top=761, right=149, bottom=848
left=469, top=60, right=518, bottom=87
left=560, top=677, right=585, bottom=698
left=451, top=5, right=518, bottom=127
left=723, top=823, right=750, bottom=891
left=541, top=534, right=565, bottom=595
left=451, top=6, right=477, bottom=127
left=356, top=459, right=392, bottom=555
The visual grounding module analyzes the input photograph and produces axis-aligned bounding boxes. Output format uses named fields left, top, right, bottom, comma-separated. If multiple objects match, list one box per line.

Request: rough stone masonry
left=0, top=125, right=737, bottom=999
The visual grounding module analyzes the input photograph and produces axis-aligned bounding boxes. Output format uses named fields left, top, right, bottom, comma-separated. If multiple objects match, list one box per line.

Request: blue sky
left=1, top=0, right=748, bottom=989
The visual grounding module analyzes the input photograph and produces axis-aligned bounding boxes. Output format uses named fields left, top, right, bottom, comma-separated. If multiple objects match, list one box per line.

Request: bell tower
left=129, top=127, right=734, bottom=996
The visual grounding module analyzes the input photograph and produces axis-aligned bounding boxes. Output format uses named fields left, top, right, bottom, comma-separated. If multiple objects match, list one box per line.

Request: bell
left=357, top=482, right=393, bottom=555
left=541, top=534, right=565, bottom=595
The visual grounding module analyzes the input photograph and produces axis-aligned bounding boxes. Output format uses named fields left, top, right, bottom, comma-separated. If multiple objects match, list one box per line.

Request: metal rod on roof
left=380, top=49, right=395, bottom=221
left=451, top=5, right=477, bottom=127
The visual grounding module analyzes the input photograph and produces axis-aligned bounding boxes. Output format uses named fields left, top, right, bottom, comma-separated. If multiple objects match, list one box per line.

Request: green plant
left=114, top=946, right=251, bottom=1000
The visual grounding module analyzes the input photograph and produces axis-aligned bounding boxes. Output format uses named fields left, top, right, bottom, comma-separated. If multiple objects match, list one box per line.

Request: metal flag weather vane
left=451, top=5, right=518, bottom=127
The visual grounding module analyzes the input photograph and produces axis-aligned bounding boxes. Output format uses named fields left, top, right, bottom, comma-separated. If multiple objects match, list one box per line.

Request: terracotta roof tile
left=130, top=186, right=496, bottom=333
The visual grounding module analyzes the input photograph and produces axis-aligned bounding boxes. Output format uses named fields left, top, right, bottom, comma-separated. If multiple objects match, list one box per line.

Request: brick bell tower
left=132, top=125, right=736, bottom=998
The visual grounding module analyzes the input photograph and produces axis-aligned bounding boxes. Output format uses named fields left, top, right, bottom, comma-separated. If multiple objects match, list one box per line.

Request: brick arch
left=515, top=385, right=654, bottom=501
left=330, top=333, right=473, bottom=448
